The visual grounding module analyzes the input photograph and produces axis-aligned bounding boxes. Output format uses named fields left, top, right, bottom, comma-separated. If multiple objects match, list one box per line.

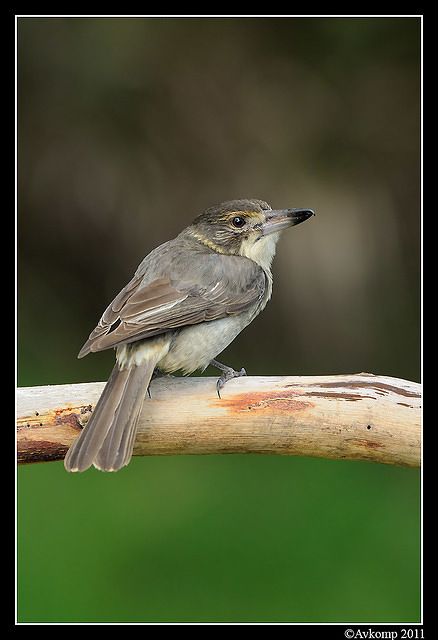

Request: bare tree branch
left=16, top=373, right=421, bottom=468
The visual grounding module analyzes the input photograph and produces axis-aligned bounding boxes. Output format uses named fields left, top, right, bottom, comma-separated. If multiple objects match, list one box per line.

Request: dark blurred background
left=17, top=17, right=421, bottom=623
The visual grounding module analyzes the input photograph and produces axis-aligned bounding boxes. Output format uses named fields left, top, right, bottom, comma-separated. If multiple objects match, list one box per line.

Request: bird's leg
left=147, top=367, right=173, bottom=398
left=210, top=359, right=247, bottom=399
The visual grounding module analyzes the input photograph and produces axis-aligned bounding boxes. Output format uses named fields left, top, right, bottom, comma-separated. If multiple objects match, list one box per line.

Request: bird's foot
left=210, top=359, right=247, bottom=399
left=147, top=367, right=173, bottom=398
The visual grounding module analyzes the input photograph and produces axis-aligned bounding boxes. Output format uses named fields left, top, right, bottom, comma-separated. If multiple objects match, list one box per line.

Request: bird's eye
left=231, top=216, right=246, bottom=228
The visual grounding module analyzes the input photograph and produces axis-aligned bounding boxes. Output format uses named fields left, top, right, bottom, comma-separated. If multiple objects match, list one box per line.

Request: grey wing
left=78, top=267, right=266, bottom=358
left=78, top=276, right=182, bottom=357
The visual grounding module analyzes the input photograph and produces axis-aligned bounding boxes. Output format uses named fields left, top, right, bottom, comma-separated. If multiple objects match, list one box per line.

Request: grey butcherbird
left=64, top=199, right=315, bottom=472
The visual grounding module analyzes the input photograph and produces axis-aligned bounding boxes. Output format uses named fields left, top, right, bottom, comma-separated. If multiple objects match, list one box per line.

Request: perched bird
left=64, top=199, right=314, bottom=472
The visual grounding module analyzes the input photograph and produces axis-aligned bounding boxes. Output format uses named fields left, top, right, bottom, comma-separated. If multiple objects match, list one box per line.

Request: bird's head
left=186, top=199, right=315, bottom=270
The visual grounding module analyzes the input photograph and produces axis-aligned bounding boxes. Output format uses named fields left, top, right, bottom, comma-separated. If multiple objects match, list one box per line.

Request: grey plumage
left=78, top=242, right=267, bottom=357
left=64, top=199, right=314, bottom=472
left=64, top=360, right=158, bottom=472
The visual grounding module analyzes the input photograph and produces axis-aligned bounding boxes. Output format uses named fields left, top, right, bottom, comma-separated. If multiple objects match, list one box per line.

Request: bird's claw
left=147, top=367, right=174, bottom=398
left=215, top=365, right=247, bottom=399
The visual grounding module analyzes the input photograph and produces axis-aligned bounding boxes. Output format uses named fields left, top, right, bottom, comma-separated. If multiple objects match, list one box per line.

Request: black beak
left=262, top=208, right=315, bottom=235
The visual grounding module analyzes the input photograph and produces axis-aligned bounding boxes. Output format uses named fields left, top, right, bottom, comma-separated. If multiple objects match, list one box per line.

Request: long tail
left=64, top=359, right=157, bottom=472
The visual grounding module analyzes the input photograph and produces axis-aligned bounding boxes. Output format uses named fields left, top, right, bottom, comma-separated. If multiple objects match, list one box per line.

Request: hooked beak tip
left=263, top=208, right=315, bottom=234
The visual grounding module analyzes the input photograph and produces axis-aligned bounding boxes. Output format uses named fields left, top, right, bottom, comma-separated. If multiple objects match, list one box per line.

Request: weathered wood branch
left=16, top=373, right=421, bottom=468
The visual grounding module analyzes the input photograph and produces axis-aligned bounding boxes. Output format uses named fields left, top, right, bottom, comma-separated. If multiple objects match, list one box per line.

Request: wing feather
left=78, top=253, right=265, bottom=357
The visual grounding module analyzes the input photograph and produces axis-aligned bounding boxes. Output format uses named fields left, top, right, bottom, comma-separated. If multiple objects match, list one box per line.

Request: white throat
left=239, top=231, right=281, bottom=273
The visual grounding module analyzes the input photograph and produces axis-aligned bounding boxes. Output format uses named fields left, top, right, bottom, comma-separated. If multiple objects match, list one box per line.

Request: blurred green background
left=17, top=17, right=421, bottom=623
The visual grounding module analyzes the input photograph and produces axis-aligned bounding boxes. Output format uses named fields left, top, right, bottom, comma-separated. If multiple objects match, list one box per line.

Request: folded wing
left=78, top=270, right=265, bottom=358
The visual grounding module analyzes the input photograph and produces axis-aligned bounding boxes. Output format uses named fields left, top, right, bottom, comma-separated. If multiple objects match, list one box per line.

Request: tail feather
left=64, top=360, right=156, bottom=472
left=93, top=364, right=154, bottom=471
